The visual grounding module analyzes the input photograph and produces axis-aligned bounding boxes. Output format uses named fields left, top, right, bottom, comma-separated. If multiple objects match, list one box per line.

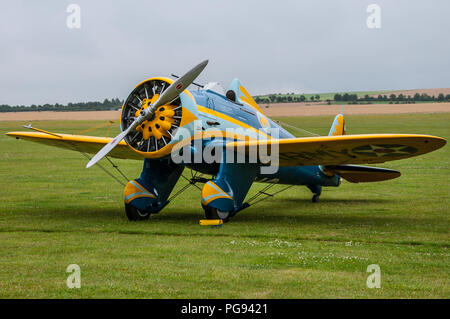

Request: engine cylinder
left=121, top=77, right=183, bottom=155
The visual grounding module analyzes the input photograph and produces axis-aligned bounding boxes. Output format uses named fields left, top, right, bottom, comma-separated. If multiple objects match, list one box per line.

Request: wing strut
left=167, top=170, right=209, bottom=202
left=245, top=183, right=295, bottom=206
left=68, top=142, right=129, bottom=187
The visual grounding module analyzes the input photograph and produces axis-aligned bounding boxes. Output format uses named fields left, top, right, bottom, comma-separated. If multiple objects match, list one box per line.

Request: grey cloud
left=0, top=0, right=448, bottom=105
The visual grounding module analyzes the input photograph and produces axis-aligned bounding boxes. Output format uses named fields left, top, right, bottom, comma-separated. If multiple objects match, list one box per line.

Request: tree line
left=0, top=98, right=124, bottom=112
left=254, top=94, right=320, bottom=104
left=254, top=92, right=450, bottom=104
left=334, top=93, right=450, bottom=103
left=2, top=92, right=449, bottom=112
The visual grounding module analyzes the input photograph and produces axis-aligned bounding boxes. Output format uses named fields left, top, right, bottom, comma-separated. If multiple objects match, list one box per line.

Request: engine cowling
left=121, top=77, right=183, bottom=157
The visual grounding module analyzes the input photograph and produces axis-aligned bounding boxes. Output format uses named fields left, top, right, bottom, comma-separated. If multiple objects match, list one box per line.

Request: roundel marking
left=352, top=144, right=418, bottom=157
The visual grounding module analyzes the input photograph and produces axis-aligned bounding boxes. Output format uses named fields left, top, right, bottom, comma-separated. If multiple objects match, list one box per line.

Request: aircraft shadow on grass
left=40, top=197, right=391, bottom=221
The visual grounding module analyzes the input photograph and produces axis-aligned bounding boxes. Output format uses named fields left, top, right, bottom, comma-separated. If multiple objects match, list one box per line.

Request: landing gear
left=203, top=205, right=231, bottom=223
left=307, top=185, right=322, bottom=203
left=125, top=203, right=151, bottom=221
left=312, top=194, right=320, bottom=203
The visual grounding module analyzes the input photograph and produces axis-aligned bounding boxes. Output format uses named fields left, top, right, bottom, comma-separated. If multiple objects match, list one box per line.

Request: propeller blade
left=151, top=60, right=208, bottom=110
left=86, top=129, right=130, bottom=168
left=86, top=59, right=208, bottom=168
left=138, top=60, right=208, bottom=120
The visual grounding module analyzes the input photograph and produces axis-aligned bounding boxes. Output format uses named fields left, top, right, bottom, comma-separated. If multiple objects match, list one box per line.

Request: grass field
left=0, top=113, right=449, bottom=298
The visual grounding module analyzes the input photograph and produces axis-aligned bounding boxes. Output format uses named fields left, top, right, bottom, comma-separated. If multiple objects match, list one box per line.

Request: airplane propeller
left=86, top=60, right=208, bottom=168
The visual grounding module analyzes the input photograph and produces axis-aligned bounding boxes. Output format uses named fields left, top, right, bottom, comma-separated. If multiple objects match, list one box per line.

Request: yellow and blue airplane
left=7, top=61, right=446, bottom=222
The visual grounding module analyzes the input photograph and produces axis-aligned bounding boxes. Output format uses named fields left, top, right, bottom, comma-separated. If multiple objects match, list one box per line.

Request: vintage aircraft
left=7, top=60, right=446, bottom=222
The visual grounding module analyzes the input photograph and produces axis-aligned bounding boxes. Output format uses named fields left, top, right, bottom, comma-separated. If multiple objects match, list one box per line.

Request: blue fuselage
left=185, top=89, right=340, bottom=189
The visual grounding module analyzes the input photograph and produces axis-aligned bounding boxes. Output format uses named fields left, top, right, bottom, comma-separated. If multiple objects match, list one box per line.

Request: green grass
left=0, top=114, right=449, bottom=298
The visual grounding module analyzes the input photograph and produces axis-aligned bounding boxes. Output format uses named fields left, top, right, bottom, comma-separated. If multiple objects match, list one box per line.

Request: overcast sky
left=1, top=0, right=449, bottom=105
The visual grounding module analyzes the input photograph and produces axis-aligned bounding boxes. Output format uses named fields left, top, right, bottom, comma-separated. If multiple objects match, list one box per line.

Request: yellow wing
left=6, top=131, right=142, bottom=160
left=226, top=134, right=446, bottom=166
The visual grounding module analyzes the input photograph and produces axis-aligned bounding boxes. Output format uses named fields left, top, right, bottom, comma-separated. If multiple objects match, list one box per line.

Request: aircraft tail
left=323, top=114, right=401, bottom=183
left=328, top=114, right=345, bottom=136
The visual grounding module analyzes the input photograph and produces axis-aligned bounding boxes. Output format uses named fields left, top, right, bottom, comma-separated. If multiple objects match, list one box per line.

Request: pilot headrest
left=226, top=90, right=236, bottom=102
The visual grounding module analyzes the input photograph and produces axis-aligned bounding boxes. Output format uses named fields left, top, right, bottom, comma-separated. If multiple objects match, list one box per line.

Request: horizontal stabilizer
left=324, top=164, right=401, bottom=183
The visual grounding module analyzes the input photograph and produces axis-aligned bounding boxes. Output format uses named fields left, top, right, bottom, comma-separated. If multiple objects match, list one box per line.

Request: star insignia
left=352, top=144, right=417, bottom=157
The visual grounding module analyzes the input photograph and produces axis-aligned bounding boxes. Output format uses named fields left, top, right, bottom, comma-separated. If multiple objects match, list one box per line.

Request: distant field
left=0, top=113, right=449, bottom=298
left=0, top=110, right=121, bottom=121
left=262, top=102, right=450, bottom=117
left=1, top=102, right=449, bottom=122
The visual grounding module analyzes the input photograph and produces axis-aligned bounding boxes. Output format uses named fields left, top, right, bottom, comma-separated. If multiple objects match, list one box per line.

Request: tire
left=203, top=206, right=231, bottom=223
left=125, top=203, right=151, bottom=221
left=312, top=194, right=320, bottom=203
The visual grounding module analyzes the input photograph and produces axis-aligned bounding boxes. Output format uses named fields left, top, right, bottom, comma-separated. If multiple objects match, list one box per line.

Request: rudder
left=328, top=114, right=345, bottom=136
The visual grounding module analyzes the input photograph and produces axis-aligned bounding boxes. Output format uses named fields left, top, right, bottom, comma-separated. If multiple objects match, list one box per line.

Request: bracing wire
left=246, top=182, right=277, bottom=203
left=180, top=171, right=203, bottom=191
left=68, top=142, right=127, bottom=187
left=274, top=120, right=320, bottom=137
left=77, top=120, right=116, bottom=136
left=168, top=169, right=205, bottom=202
left=105, top=156, right=129, bottom=182
left=247, top=184, right=295, bottom=206
left=76, top=148, right=126, bottom=187
left=168, top=180, right=193, bottom=202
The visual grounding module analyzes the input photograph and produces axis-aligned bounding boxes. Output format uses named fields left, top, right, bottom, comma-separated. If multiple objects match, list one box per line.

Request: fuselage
left=185, top=89, right=340, bottom=188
